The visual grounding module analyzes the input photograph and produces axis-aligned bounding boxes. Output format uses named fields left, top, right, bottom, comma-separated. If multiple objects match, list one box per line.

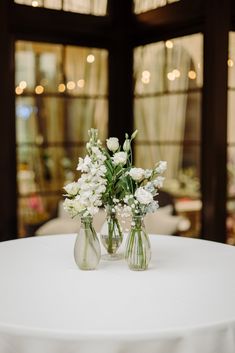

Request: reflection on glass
left=16, top=41, right=108, bottom=237
left=134, top=34, right=203, bottom=237
left=134, top=0, right=180, bottom=14
left=14, top=0, right=107, bottom=15
left=227, top=32, right=235, bottom=245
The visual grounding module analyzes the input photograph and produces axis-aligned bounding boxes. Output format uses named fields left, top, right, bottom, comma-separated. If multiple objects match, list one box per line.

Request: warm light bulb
left=167, top=72, right=175, bottom=81
left=66, top=81, right=76, bottom=90
left=77, top=79, right=85, bottom=88
left=35, top=85, right=44, bottom=94
left=15, top=86, right=23, bottom=95
left=19, top=81, right=27, bottom=89
left=188, top=70, right=197, bottom=80
left=142, top=70, right=150, bottom=78
left=228, top=59, right=234, bottom=67
left=172, top=69, right=180, bottom=78
left=87, top=54, right=95, bottom=63
left=165, top=40, right=173, bottom=49
left=32, top=1, right=39, bottom=7
left=58, top=83, right=66, bottom=92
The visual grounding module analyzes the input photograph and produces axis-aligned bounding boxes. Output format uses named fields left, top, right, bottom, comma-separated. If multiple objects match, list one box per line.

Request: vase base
left=102, top=253, right=123, bottom=261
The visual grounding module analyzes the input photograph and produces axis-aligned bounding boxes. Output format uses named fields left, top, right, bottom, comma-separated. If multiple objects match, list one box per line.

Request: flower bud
left=123, top=139, right=131, bottom=152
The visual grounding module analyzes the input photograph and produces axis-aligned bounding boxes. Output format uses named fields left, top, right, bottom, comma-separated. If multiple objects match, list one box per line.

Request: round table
left=0, top=234, right=235, bottom=353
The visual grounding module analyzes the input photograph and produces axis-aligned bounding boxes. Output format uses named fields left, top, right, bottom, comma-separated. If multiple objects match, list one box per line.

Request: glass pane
left=134, top=33, right=203, bottom=238
left=15, top=41, right=63, bottom=93
left=14, top=0, right=107, bottom=15
left=134, top=34, right=203, bottom=95
left=228, top=32, right=235, bottom=89
left=16, top=40, right=108, bottom=236
left=65, top=47, right=108, bottom=96
left=134, top=0, right=180, bottom=14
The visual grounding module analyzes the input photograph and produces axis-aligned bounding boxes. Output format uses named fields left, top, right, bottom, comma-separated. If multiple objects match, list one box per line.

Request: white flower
left=123, top=139, right=130, bottom=152
left=63, top=198, right=85, bottom=217
left=153, top=176, right=165, bottom=188
left=64, top=182, right=79, bottom=196
left=112, top=151, right=127, bottom=165
left=77, top=156, right=91, bottom=172
left=135, top=187, right=153, bottom=205
left=155, top=161, right=167, bottom=174
left=106, top=137, right=119, bottom=152
left=144, top=169, right=152, bottom=178
left=129, top=168, right=145, bottom=181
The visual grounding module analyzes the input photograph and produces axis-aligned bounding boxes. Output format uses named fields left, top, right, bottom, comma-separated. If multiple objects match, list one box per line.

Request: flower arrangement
left=63, top=128, right=167, bottom=270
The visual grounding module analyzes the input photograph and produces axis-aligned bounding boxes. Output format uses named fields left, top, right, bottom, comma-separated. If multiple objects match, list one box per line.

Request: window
left=134, top=34, right=203, bottom=236
left=14, top=0, right=107, bottom=15
left=134, top=0, right=180, bottom=14
left=16, top=41, right=108, bottom=236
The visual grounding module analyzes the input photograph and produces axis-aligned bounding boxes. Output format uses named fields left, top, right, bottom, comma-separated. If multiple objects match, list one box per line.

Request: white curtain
left=134, top=40, right=194, bottom=180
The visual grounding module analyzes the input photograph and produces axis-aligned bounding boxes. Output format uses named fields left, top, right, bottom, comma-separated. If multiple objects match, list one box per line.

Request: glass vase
left=74, top=216, right=101, bottom=270
left=100, top=205, right=123, bottom=260
left=125, top=214, right=151, bottom=271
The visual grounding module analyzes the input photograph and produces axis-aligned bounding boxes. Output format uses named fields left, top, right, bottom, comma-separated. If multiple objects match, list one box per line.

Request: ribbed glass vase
left=74, top=216, right=101, bottom=270
left=125, top=214, right=151, bottom=271
left=100, top=205, right=123, bottom=260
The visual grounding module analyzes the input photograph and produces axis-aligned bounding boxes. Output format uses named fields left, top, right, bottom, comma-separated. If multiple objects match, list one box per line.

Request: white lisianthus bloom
left=129, top=168, right=145, bottom=181
left=153, top=176, right=165, bottom=188
left=106, top=137, right=119, bottom=152
left=155, top=161, right=167, bottom=174
left=135, top=187, right=153, bottom=205
left=123, top=139, right=130, bottom=152
left=112, top=151, right=127, bottom=165
left=64, top=181, right=79, bottom=196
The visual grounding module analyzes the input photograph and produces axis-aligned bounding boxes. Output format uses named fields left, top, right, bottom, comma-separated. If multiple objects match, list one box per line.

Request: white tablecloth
left=0, top=234, right=235, bottom=353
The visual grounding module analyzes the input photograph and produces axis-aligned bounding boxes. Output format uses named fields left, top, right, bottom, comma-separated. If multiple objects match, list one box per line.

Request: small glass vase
left=74, top=216, right=101, bottom=270
left=125, top=214, right=151, bottom=271
left=100, top=205, right=123, bottom=260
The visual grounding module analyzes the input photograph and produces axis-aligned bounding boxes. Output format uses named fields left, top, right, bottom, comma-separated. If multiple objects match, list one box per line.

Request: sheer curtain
left=134, top=36, right=201, bottom=180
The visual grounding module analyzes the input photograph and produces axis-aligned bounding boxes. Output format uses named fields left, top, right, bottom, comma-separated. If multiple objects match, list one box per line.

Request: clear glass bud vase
left=100, top=206, right=123, bottom=260
left=74, top=216, right=101, bottom=270
left=125, top=214, right=151, bottom=271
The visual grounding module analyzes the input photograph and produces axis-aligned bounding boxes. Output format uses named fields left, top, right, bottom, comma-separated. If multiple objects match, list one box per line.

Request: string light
left=35, top=85, right=44, bottom=94
left=172, top=69, right=180, bottom=78
left=15, top=86, right=23, bottom=95
left=87, top=54, right=95, bottom=63
left=188, top=70, right=197, bottom=80
left=66, top=81, right=76, bottom=90
left=32, top=1, right=39, bottom=7
left=228, top=59, right=234, bottom=67
left=77, top=79, right=85, bottom=88
left=19, top=81, right=27, bottom=89
left=165, top=40, right=173, bottom=49
left=167, top=72, right=175, bottom=81
left=58, top=83, right=66, bottom=92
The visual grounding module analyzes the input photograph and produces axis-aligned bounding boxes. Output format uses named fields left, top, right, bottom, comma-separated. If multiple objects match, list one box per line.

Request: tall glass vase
left=74, top=216, right=101, bottom=270
left=125, top=214, right=151, bottom=271
left=100, top=205, right=123, bottom=260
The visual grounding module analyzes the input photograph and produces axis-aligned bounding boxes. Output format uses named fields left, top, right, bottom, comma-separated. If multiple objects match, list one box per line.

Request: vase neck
left=81, top=216, right=93, bottom=228
left=131, top=215, right=144, bottom=229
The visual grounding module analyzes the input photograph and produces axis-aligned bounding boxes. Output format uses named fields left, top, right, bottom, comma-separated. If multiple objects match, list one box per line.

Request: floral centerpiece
left=63, top=128, right=167, bottom=271
left=120, top=161, right=167, bottom=270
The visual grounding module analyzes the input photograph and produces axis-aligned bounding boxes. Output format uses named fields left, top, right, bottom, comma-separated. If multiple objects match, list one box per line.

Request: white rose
left=155, top=161, right=167, bottom=174
left=135, top=187, right=153, bottom=205
left=129, top=168, right=145, bottom=181
left=106, top=137, right=119, bottom=152
left=64, top=182, right=79, bottom=196
left=112, top=151, right=127, bottom=165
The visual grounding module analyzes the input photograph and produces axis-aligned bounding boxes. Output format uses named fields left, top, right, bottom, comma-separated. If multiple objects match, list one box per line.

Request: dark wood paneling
left=201, top=0, right=231, bottom=242
left=0, top=1, right=17, bottom=241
